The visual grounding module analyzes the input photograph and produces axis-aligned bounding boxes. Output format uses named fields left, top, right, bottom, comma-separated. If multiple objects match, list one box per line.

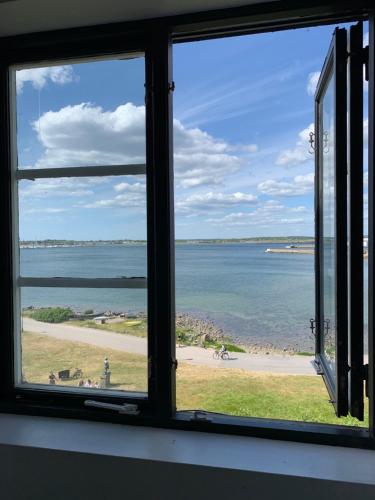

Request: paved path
left=23, top=317, right=316, bottom=376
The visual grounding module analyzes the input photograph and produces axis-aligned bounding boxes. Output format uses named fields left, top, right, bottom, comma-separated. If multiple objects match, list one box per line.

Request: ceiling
left=0, top=0, right=272, bottom=37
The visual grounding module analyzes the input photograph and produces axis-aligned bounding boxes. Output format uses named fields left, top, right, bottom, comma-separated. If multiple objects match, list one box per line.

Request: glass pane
left=19, top=287, right=147, bottom=394
left=320, top=71, right=336, bottom=377
left=14, top=55, right=145, bottom=170
left=18, top=176, right=147, bottom=278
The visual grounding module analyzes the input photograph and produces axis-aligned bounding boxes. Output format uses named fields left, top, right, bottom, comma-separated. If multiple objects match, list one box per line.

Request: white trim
left=16, top=164, right=146, bottom=180
left=18, top=277, right=147, bottom=288
left=1, top=414, right=375, bottom=490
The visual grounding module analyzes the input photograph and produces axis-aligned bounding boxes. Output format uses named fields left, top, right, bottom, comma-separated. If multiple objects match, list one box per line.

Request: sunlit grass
left=22, top=331, right=147, bottom=391
left=22, top=332, right=368, bottom=427
left=67, top=319, right=147, bottom=338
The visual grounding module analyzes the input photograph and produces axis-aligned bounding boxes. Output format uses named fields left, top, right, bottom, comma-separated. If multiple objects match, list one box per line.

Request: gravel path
left=23, top=317, right=316, bottom=376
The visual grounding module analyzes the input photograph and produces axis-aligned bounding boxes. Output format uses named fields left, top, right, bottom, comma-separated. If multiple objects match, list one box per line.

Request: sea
left=20, top=243, right=368, bottom=351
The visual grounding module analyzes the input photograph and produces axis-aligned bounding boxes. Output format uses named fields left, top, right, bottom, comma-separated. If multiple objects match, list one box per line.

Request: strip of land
left=265, top=248, right=314, bottom=255
left=22, top=317, right=316, bottom=376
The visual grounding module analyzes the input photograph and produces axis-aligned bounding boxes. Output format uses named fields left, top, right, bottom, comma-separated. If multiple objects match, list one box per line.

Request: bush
left=84, top=309, right=94, bottom=315
left=30, top=307, right=73, bottom=323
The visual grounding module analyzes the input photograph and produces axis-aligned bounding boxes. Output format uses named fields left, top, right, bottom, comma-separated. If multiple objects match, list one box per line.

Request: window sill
left=0, top=413, right=374, bottom=488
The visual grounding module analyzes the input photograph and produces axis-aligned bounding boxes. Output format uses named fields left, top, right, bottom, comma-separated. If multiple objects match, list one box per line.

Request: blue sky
left=16, top=22, right=368, bottom=240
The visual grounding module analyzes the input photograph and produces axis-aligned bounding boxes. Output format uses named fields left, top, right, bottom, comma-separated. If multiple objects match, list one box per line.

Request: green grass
left=21, top=331, right=367, bottom=427
left=203, top=340, right=246, bottom=353
left=22, top=331, right=147, bottom=391
left=28, top=307, right=73, bottom=323
left=177, top=363, right=368, bottom=426
left=68, top=319, right=147, bottom=338
left=176, top=325, right=246, bottom=352
left=68, top=319, right=246, bottom=352
left=297, top=351, right=314, bottom=356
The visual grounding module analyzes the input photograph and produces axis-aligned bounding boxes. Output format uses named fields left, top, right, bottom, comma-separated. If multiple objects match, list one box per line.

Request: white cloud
left=206, top=199, right=312, bottom=228
left=83, top=182, right=146, bottom=209
left=24, top=207, right=68, bottom=215
left=276, top=123, right=314, bottom=167
left=258, top=172, right=314, bottom=197
left=33, top=102, right=146, bottom=168
left=17, top=66, right=75, bottom=93
left=32, top=102, right=257, bottom=189
left=291, top=206, right=308, bottom=213
left=307, top=71, right=320, bottom=96
left=114, top=182, right=145, bottom=193
left=306, top=71, right=320, bottom=95
left=19, top=177, right=106, bottom=200
left=176, top=191, right=258, bottom=215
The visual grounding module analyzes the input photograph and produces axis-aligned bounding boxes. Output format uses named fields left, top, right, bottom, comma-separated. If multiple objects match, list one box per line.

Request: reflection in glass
left=320, top=71, right=336, bottom=377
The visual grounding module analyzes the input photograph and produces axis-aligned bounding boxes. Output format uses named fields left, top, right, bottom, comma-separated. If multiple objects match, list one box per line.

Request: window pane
left=320, top=72, right=336, bottom=378
left=18, top=176, right=147, bottom=278
left=14, top=55, right=145, bottom=169
left=19, top=287, right=148, bottom=394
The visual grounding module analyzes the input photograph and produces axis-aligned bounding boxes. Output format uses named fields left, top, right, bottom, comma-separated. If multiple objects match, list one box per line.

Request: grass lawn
left=67, top=319, right=246, bottom=352
left=22, top=332, right=367, bottom=427
left=68, top=319, right=147, bottom=338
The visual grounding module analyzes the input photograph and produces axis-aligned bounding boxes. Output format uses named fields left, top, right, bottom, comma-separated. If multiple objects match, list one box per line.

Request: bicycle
left=72, top=368, right=83, bottom=379
left=213, top=350, right=229, bottom=360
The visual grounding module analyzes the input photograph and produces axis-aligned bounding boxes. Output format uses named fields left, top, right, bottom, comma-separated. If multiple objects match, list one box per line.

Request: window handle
left=84, top=400, right=139, bottom=415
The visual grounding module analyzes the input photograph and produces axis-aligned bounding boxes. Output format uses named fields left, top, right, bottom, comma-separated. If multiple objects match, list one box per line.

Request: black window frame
left=0, top=0, right=374, bottom=450
left=314, top=27, right=349, bottom=417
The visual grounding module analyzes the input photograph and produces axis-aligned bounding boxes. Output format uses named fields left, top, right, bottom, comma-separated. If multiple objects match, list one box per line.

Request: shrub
left=84, top=309, right=94, bottom=315
left=30, top=307, right=73, bottom=323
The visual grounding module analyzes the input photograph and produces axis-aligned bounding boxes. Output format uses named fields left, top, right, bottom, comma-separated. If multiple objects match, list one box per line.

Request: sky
left=16, top=22, right=368, bottom=241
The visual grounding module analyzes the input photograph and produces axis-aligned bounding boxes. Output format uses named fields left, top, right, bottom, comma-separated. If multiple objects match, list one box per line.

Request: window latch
left=190, top=410, right=212, bottom=422
left=84, top=400, right=139, bottom=415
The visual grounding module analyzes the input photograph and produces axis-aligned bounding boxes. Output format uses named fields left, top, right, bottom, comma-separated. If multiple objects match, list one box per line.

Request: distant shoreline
left=20, top=237, right=315, bottom=249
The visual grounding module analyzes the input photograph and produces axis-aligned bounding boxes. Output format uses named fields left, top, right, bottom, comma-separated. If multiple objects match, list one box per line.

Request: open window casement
left=314, top=23, right=367, bottom=419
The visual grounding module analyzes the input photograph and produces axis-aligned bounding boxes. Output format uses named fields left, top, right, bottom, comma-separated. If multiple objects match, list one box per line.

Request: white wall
left=0, top=414, right=375, bottom=500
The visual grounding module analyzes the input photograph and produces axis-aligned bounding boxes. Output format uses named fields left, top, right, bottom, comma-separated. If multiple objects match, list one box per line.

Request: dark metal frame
left=0, top=0, right=373, bottom=449
left=348, top=21, right=365, bottom=420
left=368, top=13, right=375, bottom=440
left=314, top=27, right=349, bottom=417
left=0, top=27, right=176, bottom=416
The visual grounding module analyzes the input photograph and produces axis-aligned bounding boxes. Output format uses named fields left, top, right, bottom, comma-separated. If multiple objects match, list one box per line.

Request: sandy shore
left=22, top=317, right=316, bottom=376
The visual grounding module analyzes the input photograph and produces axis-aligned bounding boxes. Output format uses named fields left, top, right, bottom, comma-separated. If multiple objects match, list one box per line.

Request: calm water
left=20, top=243, right=368, bottom=350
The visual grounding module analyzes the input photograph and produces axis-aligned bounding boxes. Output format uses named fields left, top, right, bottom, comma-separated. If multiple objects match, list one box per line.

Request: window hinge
left=363, top=364, right=369, bottom=398
left=84, top=400, right=140, bottom=415
left=168, top=81, right=175, bottom=93
left=190, top=410, right=212, bottom=422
